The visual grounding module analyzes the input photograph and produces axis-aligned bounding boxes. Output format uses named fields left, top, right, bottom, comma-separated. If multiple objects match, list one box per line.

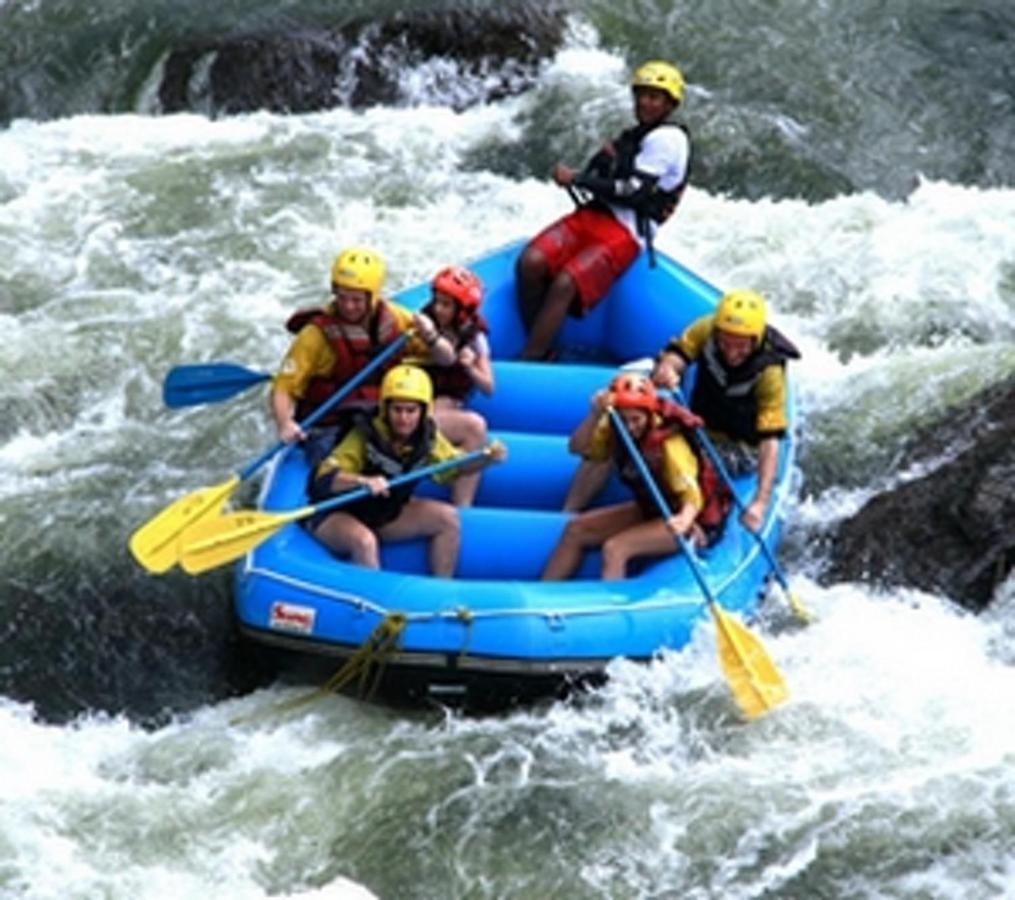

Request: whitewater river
left=3, top=2, right=1015, bottom=897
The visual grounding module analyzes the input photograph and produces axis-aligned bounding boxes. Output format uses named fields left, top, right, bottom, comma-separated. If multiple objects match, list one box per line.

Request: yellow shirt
left=584, top=414, right=703, bottom=512
left=273, top=300, right=426, bottom=400
left=673, top=315, right=788, bottom=437
left=316, top=414, right=463, bottom=486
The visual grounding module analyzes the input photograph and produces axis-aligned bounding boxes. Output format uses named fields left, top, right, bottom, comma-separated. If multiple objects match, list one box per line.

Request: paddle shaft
left=606, top=408, right=715, bottom=603
left=128, top=331, right=411, bottom=574
left=303, top=447, right=488, bottom=520
left=237, top=331, right=409, bottom=481
left=671, top=387, right=794, bottom=596
left=180, top=448, right=490, bottom=573
left=607, top=407, right=788, bottom=719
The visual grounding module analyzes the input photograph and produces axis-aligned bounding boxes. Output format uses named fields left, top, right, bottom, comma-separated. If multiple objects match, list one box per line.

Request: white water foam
left=3, top=40, right=1015, bottom=897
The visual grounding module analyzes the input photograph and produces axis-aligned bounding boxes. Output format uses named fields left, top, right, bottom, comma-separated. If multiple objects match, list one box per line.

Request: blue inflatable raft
left=236, top=239, right=796, bottom=705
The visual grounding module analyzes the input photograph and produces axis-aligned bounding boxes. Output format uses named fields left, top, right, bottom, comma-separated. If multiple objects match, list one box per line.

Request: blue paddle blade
left=162, top=363, right=271, bottom=408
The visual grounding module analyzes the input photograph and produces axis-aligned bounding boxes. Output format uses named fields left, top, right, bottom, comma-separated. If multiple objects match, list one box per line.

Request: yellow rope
left=452, top=606, right=474, bottom=664
left=233, top=613, right=407, bottom=724
left=320, top=612, right=407, bottom=699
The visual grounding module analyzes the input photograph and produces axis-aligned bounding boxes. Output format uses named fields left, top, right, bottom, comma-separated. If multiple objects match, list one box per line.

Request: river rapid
left=2, top=2, right=1015, bottom=898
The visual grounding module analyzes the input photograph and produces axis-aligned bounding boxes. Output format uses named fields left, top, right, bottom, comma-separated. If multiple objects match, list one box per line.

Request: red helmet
left=432, top=265, right=483, bottom=312
left=609, top=373, right=658, bottom=412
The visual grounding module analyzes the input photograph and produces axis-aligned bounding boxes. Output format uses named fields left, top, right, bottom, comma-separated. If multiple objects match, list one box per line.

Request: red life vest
left=614, top=401, right=732, bottom=534
left=285, top=301, right=404, bottom=424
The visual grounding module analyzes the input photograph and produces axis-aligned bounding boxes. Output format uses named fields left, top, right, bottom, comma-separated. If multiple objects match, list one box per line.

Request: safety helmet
left=631, top=60, right=685, bottom=105
left=379, top=364, right=433, bottom=411
left=715, top=290, right=767, bottom=340
left=431, top=265, right=483, bottom=312
left=609, top=373, right=658, bottom=413
left=330, top=246, right=385, bottom=303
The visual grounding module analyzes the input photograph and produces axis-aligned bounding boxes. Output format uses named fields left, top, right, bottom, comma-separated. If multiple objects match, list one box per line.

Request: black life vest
left=339, top=414, right=438, bottom=527
left=611, top=402, right=731, bottom=533
left=284, top=301, right=403, bottom=424
left=582, top=120, right=692, bottom=226
left=690, top=325, right=801, bottom=445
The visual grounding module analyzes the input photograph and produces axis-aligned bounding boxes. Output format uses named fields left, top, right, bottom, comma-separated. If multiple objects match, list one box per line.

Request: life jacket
left=582, top=120, right=693, bottom=227
left=418, top=301, right=490, bottom=403
left=690, top=325, right=801, bottom=445
left=344, top=414, right=438, bottom=525
left=612, top=401, right=731, bottom=534
left=285, top=301, right=403, bottom=424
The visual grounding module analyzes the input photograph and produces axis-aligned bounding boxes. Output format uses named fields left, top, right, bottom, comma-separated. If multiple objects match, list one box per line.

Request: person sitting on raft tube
left=271, top=246, right=456, bottom=469
left=515, top=60, right=691, bottom=361
left=415, top=265, right=495, bottom=507
left=541, top=373, right=729, bottom=581
left=652, top=289, right=800, bottom=532
left=307, top=364, right=507, bottom=576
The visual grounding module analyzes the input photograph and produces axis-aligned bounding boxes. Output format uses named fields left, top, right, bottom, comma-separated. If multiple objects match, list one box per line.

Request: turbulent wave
left=3, top=585, right=1015, bottom=898
left=2, top=4, right=1015, bottom=898
left=4, top=1, right=1015, bottom=200
left=2, top=89, right=1013, bottom=722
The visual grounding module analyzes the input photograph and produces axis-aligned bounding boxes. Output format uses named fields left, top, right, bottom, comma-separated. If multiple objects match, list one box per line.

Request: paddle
left=128, top=332, right=410, bottom=574
left=178, top=448, right=491, bottom=575
left=607, top=407, right=788, bottom=720
left=672, top=387, right=812, bottom=623
left=163, top=362, right=271, bottom=408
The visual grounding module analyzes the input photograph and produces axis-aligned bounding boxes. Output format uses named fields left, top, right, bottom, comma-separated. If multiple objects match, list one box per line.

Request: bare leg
left=311, top=511, right=381, bottom=568
left=520, top=271, right=578, bottom=360
left=601, top=518, right=681, bottom=580
left=516, top=245, right=549, bottom=332
left=541, top=502, right=643, bottom=580
left=562, top=459, right=611, bottom=512
left=433, top=400, right=487, bottom=507
left=378, top=497, right=461, bottom=577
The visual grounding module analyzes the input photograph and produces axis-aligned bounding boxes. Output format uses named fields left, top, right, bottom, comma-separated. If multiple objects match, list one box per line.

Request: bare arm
left=568, top=390, right=610, bottom=455
left=412, top=312, right=456, bottom=366
left=665, top=501, right=699, bottom=538
left=458, top=346, right=494, bottom=396
left=271, top=385, right=305, bottom=443
left=742, top=436, right=779, bottom=531
left=328, top=470, right=389, bottom=496
left=651, top=350, right=687, bottom=389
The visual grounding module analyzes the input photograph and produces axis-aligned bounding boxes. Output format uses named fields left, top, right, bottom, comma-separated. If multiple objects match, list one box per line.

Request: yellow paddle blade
left=178, top=504, right=312, bottom=575
left=710, top=604, right=789, bottom=720
left=128, top=477, right=240, bottom=574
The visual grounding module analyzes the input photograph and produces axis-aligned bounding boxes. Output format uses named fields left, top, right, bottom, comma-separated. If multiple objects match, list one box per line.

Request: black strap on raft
left=639, top=212, right=657, bottom=269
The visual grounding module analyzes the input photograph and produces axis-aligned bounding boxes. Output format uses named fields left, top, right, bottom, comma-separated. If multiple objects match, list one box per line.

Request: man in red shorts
left=516, top=60, right=692, bottom=360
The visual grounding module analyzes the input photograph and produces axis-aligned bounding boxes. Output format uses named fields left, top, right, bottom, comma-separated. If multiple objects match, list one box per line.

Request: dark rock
left=824, top=376, right=1015, bottom=611
left=159, top=5, right=568, bottom=116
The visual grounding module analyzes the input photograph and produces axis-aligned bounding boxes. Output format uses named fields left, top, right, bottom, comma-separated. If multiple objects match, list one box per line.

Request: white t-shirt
left=608, top=124, right=690, bottom=245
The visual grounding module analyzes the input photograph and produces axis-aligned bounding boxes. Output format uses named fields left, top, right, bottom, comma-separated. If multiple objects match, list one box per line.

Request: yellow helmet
left=330, top=246, right=385, bottom=303
left=631, top=60, right=685, bottom=105
left=715, top=290, right=767, bottom=340
left=380, top=364, right=433, bottom=411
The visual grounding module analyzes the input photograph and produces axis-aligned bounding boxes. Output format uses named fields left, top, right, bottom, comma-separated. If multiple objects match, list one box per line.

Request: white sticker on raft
left=269, top=601, right=317, bottom=634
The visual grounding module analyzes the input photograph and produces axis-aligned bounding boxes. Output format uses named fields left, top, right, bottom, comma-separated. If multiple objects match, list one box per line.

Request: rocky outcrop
left=824, top=376, right=1015, bottom=611
left=158, top=6, right=568, bottom=116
